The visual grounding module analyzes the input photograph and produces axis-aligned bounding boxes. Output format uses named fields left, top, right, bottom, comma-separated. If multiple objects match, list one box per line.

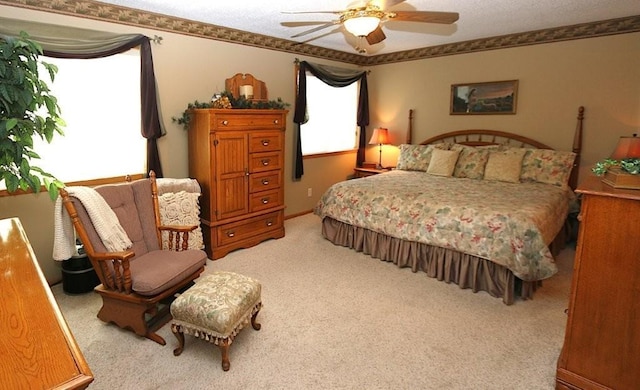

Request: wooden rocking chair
left=59, top=171, right=207, bottom=345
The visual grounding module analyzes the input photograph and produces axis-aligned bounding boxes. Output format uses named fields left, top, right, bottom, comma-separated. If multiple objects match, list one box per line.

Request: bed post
left=406, top=109, right=414, bottom=144
left=569, top=106, right=584, bottom=190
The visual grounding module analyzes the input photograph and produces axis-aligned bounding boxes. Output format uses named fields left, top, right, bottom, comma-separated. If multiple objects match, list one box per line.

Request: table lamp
left=369, top=128, right=389, bottom=169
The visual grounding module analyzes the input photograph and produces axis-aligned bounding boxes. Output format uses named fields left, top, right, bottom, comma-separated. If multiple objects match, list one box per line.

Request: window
left=300, top=74, right=359, bottom=156
left=24, top=49, right=144, bottom=187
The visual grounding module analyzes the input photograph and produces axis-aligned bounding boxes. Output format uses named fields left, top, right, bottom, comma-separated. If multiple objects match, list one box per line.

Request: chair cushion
left=170, top=272, right=261, bottom=338
left=130, top=249, right=207, bottom=296
left=95, top=179, right=159, bottom=257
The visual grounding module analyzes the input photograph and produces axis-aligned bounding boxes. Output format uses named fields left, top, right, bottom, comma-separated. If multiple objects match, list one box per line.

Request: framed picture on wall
left=450, top=80, right=518, bottom=115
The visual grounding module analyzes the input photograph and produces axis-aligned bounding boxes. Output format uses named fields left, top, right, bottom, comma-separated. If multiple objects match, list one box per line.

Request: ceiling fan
left=282, top=0, right=459, bottom=48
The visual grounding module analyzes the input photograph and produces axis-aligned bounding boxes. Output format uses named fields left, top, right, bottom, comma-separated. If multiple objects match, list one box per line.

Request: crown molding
left=2, top=0, right=639, bottom=66
left=364, top=15, right=640, bottom=65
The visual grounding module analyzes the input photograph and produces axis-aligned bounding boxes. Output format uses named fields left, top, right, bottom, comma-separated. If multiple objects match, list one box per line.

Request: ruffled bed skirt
left=321, top=217, right=542, bottom=305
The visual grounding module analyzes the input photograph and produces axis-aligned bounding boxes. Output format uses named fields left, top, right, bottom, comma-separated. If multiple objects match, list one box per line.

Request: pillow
left=483, top=148, right=527, bottom=183
left=396, top=143, right=450, bottom=172
left=519, top=148, right=577, bottom=187
left=450, top=144, right=491, bottom=179
left=158, top=191, right=204, bottom=250
left=426, top=149, right=461, bottom=177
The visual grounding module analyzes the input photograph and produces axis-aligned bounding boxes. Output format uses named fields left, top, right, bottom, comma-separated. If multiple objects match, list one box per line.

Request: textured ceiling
left=94, top=0, right=640, bottom=55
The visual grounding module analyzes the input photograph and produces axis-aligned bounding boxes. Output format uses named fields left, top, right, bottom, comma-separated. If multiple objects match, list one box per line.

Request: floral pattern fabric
left=396, top=143, right=451, bottom=171
left=450, top=144, right=491, bottom=179
left=171, top=272, right=262, bottom=340
left=314, top=170, right=575, bottom=281
left=519, top=148, right=576, bottom=187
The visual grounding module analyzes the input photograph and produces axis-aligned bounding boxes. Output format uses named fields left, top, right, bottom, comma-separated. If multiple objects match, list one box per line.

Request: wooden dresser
left=0, top=218, right=93, bottom=389
left=188, top=108, right=287, bottom=259
left=555, top=175, right=640, bottom=389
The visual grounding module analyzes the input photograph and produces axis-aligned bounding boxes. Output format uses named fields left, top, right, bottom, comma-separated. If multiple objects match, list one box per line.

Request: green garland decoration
left=172, top=91, right=290, bottom=130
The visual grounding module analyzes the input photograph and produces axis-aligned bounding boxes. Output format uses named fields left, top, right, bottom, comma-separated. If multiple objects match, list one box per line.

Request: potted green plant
left=592, top=158, right=640, bottom=176
left=1, top=32, right=65, bottom=200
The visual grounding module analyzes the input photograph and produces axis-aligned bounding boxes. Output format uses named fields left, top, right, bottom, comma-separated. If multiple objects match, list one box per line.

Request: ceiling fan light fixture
left=343, top=15, right=380, bottom=37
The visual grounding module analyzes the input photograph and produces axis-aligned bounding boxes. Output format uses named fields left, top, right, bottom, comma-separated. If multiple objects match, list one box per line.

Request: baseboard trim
left=285, top=210, right=313, bottom=220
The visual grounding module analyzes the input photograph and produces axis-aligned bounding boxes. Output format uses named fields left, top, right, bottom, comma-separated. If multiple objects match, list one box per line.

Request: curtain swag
left=293, top=61, right=369, bottom=179
left=0, top=17, right=164, bottom=177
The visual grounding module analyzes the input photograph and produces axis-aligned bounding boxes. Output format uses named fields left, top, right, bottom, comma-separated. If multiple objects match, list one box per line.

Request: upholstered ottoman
left=170, top=271, right=262, bottom=371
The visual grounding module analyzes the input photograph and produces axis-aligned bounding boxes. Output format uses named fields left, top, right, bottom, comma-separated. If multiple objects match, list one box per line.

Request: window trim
left=0, top=174, right=146, bottom=197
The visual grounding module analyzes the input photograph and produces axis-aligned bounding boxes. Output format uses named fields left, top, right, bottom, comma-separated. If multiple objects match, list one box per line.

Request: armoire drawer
left=250, top=171, right=281, bottom=193
left=250, top=151, right=282, bottom=173
left=249, top=131, right=282, bottom=153
left=211, top=113, right=284, bottom=130
left=216, top=211, right=283, bottom=247
left=249, top=189, right=281, bottom=212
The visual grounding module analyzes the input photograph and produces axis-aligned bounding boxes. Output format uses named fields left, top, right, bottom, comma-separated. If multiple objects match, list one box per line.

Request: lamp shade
left=369, top=128, right=389, bottom=145
left=344, top=16, right=380, bottom=37
left=610, top=133, right=640, bottom=160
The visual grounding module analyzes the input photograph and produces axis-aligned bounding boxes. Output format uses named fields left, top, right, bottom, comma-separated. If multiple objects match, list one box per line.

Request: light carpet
left=52, top=213, right=574, bottom=389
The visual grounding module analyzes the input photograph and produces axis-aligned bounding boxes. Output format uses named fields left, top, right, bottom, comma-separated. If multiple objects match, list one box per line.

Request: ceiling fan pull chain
left=355, top=36, right=367, bottom=54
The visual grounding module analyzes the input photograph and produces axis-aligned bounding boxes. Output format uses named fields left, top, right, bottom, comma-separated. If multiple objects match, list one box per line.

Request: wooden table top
left=0, top=217, right=93, bottom=389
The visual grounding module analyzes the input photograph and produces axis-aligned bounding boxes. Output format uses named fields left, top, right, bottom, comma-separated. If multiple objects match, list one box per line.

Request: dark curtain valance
left=293, top=61, right=369, bottom=179
left=0, top=17, right=164, bottom=177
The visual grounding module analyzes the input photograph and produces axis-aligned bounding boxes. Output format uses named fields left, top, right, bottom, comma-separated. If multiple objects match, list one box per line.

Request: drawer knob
left=261, top=139, right=270, bottom=146
left=266, top=220, right=273, bottom=227
left=222, top=120, right=229, bottom=126
left=226, top=231, right=235, bottom=238
left=261, top=159, right=270, bottom=166
left=273, top=119, right=279, bottom=124
left=261, top=197, right=269, bottom=204
left=261, top=179, right=270, bottom=185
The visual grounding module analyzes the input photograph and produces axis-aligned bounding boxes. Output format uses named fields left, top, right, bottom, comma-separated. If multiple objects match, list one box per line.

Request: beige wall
left=366, top=33, right=640, bottom=178
left=0, top=4, right=358, bottom=284
left=1, top=4, right=638, bottom=284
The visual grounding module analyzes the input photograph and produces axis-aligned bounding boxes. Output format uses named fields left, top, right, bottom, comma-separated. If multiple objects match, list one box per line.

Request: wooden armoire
left=555, top=175, right=640, bottom=389
left=188, top=108, right=288, bottom=259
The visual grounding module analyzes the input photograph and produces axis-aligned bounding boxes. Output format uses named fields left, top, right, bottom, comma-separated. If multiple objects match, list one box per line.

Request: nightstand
left=353, top=167, right=391, bottom=178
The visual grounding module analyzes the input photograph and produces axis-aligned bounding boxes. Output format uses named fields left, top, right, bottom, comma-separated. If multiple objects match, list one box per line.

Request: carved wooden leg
left=172, top=328, right=185, bottom=356
left=147, top=332, right=167, bottom=346
left=219, top=340, right=231, bottom=371
left=251, top=308, right=262, bottom=331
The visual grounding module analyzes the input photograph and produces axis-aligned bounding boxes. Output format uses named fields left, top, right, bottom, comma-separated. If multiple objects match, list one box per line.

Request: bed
left=314, top=106, right=584, bottom=305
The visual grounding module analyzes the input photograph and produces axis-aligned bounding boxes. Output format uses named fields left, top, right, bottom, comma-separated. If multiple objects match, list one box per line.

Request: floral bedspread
left=314, top=170, right=575, bottom=281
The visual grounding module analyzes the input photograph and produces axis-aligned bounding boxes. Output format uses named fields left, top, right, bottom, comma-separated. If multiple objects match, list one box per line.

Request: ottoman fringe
left=171, top=301, right=262, bottom=346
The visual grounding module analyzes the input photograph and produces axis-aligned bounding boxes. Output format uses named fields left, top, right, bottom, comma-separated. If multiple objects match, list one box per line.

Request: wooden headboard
left=405, top=106, right=585, bottom=190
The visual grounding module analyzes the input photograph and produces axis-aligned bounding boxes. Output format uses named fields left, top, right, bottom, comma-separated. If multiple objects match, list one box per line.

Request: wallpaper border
left=1, top=0, right=639, bottom=66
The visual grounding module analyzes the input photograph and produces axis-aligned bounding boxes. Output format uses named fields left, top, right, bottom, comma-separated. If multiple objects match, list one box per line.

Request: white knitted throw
left=53, top=186, right=133, bottom=261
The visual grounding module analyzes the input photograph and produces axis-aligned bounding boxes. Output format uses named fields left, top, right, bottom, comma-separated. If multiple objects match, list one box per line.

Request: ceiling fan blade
left=295, top=26, right=343, bottom=44
left=391, top=11, right=459, bottom=24
left=282, top=11, right=342, bottom=15
left=281, top=21, right=330, bottom=27
left=368, top=0, right=406, bottom=10
left=291, top=21, right=341, bottom=38
left=366, top=26, right=386, bottom=45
